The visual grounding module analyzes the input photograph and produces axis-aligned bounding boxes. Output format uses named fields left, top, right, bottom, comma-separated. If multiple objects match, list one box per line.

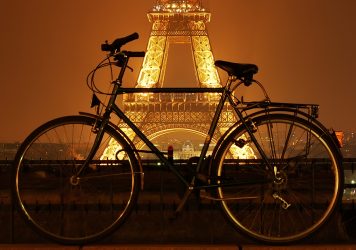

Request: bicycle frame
left=115, top=87, right=225, bottom=187
left=77, top=54, right=283, bottom=192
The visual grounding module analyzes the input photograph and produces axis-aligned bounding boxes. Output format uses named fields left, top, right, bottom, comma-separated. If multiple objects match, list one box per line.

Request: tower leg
left=137, top=36, right=168, bottom=88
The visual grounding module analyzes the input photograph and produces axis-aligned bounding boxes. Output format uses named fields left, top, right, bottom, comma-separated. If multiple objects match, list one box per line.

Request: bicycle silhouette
left=12, top=33, right=343, bottom=244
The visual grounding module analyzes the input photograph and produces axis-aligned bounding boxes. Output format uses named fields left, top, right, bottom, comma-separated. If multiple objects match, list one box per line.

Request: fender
left=208, top=107, right=343, bottom=176
left=79, top=112, right=145, bottom=190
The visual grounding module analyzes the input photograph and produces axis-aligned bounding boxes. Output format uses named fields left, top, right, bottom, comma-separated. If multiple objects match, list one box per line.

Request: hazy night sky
left=0, top=0, right=355, bottom=142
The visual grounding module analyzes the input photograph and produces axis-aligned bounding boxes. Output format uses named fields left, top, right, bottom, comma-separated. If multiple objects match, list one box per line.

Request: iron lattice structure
left=118, top=0, right=238, bottom=156
left=137, top=0, right=220, bottom=88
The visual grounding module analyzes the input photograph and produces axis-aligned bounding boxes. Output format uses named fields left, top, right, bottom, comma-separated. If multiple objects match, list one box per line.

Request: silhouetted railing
left=1, top=158, right=356, bottom=199
left=0, top=158, right=355, bottom=243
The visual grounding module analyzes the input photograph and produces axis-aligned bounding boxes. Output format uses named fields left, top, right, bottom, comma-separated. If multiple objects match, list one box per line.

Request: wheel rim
left=14, top=116, right=138, bottom=243
left=216, top=115, right=341, bottom=243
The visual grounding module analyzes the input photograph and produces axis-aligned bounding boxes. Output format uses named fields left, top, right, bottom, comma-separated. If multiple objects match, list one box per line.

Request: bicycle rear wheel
left=12, top=115, right=141, bottom=244
left=214, top=113, right=342, bottom=243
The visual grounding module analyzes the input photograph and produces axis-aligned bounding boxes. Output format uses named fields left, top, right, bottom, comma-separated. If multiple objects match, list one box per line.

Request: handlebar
left=101, top=32, right=140, bottom=53
left=101, top=32, right=145, bottom=65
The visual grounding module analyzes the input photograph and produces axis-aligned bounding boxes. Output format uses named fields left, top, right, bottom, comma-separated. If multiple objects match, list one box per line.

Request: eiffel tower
left=120, top=0, right=238, bottom=158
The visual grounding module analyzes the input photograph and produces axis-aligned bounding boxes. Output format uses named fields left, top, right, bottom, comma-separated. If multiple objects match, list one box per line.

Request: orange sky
left=0, top=0, right=356, bottom=142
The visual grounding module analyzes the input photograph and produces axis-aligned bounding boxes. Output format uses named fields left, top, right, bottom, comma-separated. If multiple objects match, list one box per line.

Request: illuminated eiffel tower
left=120, top=0, right=236, bottom=155
left=137, top=0, right=220, bottom=88
left=103, top=0, right=254, bottom=159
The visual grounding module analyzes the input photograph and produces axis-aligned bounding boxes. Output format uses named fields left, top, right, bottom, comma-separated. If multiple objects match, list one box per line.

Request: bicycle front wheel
left=214, top=113, right=342, bottom=243
left=13, top=115, right=141, bottom=244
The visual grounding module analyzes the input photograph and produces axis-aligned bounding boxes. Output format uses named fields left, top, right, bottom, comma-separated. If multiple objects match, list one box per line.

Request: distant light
left=334, top=131, right=344, bottom=147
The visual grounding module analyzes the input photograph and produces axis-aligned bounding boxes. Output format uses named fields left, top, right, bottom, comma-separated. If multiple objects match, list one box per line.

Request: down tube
left=112, top=103, right=190, bottom=187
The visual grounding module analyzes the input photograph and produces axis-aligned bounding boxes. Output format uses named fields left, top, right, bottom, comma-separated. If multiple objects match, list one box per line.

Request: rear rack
left=242, top=101, right=319, bottom=118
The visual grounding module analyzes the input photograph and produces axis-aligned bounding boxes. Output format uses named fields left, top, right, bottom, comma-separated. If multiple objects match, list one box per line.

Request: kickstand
left=170, top=186, right=193, bottom=221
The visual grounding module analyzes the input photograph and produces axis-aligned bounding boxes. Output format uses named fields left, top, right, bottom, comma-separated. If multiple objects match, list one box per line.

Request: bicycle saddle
left=215, top=60, right=258, bottom=79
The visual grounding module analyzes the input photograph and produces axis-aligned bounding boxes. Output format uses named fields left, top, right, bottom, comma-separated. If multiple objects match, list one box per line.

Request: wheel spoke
left=13, top=116, right=139, bottom=244
left=216, top=114, right=341, bottom=243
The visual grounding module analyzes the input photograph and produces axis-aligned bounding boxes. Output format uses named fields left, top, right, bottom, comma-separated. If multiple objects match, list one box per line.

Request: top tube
left=117, top=87, right=224, bottom=94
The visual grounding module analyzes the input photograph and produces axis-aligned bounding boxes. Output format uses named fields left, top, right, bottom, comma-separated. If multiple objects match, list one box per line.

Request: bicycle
left=12, top=32, right=344, bottom=244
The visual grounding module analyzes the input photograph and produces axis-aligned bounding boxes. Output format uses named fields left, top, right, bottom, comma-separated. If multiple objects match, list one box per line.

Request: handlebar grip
left=101, top=32, right=139, bottom=52
left=113, top=32, right=139, bottom=47
left=125, top=51, right=145, bottom=57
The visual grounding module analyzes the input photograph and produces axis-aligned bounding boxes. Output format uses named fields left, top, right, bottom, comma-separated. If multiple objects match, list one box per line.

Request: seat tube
left=196, top=88, right=229, bottom=172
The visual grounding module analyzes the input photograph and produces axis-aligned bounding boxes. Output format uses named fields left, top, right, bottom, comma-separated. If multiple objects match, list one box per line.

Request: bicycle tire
left=213, top=113, right=343, bottom=243
left=12, top=115, right=141, bottom=244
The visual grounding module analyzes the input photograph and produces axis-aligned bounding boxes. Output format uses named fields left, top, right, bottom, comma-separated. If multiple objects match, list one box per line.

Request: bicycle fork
left=69, top=115, right=108, bottom=186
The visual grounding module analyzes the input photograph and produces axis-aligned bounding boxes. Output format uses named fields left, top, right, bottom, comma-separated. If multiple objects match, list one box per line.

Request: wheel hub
left=273, top=166, right=288, bottom=190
